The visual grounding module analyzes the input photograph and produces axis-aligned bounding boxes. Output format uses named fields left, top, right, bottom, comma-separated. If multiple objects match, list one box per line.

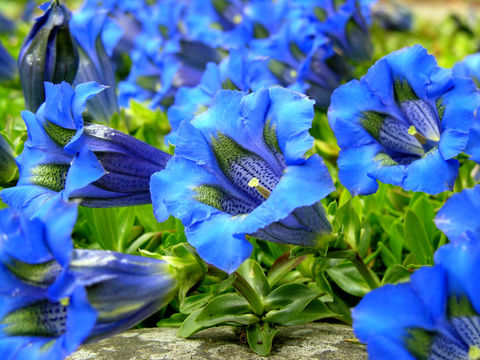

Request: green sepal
left=246, top=322, right=279, bottom=356
left=262, top=283, right=322, bottom=325
left=158, top=243, right=207, bottom=306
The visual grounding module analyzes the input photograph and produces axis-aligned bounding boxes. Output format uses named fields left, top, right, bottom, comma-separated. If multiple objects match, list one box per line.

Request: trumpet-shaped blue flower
left=353, top=238, right=480, bottom=360
left=70, top=7, right=119, bottom=123
left=0, top=202, right=94, bottom=360
left=453, top=54, right=480, bottom=163
left=0, top=205, right=178, bottom=359
left=329, top=45, right=480, bottom=195
left=1, top=81, right=171, bottom=218
left=151, top=87, right=335, bottom=273
left=435, top=185, right=480, bottom=242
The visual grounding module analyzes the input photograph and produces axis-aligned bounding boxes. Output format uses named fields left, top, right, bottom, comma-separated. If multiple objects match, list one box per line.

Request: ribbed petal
left=402, top=150, right=458, bottom=194
left=435, top=186, right=480, bottom=241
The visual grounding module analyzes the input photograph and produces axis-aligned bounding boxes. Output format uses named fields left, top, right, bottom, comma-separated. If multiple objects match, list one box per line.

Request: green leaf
left=335, top=199, right=361, bottom=250
left=263, top=283, right=321, bottom=325
left=326, top=260, right=371, bottom=297
left=116, top=207, right=136, bottom=252
left=313, top=269, right=334, bottom=302
left=280, top=299, right=337, bottom=326
left=247, top=323, right=279, bottom=356
left=382, top=264, right=412, bottom=285
left=157, top=313, right=186, bottom=327
left=411, top=195, right=436, bottom=241
left=404, top=210, right=434, bottom=265
left=180, top=293, right=215, bottom=314
left=237, top=259, right=270, bottom=298
left=267, top=253, right=306, bottom=288
left=177, top=293, right=259, bottom=338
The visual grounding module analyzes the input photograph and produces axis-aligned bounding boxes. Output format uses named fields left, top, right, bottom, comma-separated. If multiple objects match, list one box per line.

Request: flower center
left=30, top=163, right=69, bottom=192
left=469, top=346, right=480, bottom=360
left=248, top=177, right=271, bottom=199
left=1, top=300, right=68, bottom=337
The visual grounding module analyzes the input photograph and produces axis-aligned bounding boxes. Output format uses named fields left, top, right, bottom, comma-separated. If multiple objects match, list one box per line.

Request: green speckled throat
left=30, top=163, right=69, bottom=192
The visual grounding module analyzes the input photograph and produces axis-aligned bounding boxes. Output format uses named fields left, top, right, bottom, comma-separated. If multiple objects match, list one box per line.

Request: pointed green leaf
left=247, top=323, right=279, bottom=356
left=263, top=283, right=321, bottom=324
left=404, top=210, right=433, bottom=265
left=280, top=299, right=338, bottom=326
left=237, top=259, right=270, bottom=298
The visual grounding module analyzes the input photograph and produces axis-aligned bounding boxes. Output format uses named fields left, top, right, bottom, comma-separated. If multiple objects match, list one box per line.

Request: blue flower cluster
left=5, top=0, right=480, bottom=359
left=80, top=0, right=376, bottom=113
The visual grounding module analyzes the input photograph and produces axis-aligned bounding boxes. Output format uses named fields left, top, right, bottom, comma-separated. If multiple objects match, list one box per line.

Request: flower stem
left=350, top=253, right=380, bottom=290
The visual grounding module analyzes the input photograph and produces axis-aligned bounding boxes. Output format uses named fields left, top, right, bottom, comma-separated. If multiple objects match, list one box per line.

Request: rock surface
left=69, top=323, right=366, bottom=360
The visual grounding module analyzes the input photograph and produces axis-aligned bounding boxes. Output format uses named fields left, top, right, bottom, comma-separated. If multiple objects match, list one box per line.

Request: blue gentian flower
left=0, top=205, right=178, bottom=359
left=18, top=0, right=79, bottom=112
left=353, top=237, right=480, bottom=360
left=453, top=54, right=480, bottom=163
left=0, top=202, right=95, bottom=360
left=63, top=249, right=178, bottom=343
left=151, top=87, right=335, bottom=273
left=329, top=45, right=480, bottom=195
left=435, top=185, right=480, bottom=242
left=1, top=81, right=171, bottom=217
left=70, top=7, right=119, bottom=123
left=0, top=41, right=16, bottom=82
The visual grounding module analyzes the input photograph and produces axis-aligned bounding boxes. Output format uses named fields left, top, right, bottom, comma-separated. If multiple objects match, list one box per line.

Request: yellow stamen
left=60, top=297, right=70, bottom=306
left=233, top=14, right=243, bottom=24
left=289, top=69, right=297, bottom=78
left=469, top=345, right=480, bottom=360
left=248, top=177, right=271, bottom=199
left=407, top=125, right=427, bottom=144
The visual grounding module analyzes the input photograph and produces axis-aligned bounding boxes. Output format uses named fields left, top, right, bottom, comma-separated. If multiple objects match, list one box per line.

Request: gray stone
left=69, top=323, right=366, bottom=360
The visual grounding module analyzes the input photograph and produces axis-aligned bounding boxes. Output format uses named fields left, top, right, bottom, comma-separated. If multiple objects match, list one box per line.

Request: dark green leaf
left=247, top=323, right=279, bottom=356
left=326, top=260, right=370, bottom=297
left=404, top=210, right=433, bottom=265
left=263, top=283, right=321, bottom=325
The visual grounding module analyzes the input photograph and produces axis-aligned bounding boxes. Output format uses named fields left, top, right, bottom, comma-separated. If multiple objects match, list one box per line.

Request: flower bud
left=18, top=0, right=79, bottom=112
